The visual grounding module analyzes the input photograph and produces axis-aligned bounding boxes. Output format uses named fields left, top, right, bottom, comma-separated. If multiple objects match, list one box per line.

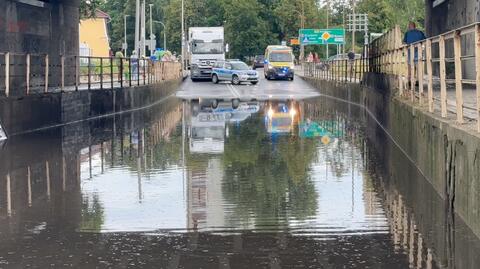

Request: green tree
left=223, top=0, right=275, bottom=59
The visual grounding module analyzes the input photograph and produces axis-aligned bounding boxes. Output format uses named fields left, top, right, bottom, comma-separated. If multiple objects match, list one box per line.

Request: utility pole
left=134, top=0, right=140, bottom=55
left=181, top=0, right=186, bottom=71
left=326, top=0, right=330, bottom=59
left=124, top=15, right=130, bottom=56
left=149, top=4, right=155, bottom=56
left=351, top=0, right=356, bottom=53
left=300, top=0, right=305, bottom=64
left=140, top=0, right=146, bottom=57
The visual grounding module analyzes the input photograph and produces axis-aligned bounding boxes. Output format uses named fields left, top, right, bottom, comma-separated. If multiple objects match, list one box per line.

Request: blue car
left=211, top=60, right=259, bottom=85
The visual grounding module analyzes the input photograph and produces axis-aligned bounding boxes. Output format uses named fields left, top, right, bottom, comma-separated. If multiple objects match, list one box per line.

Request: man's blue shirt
left=404, top=29, right=426, bottom=44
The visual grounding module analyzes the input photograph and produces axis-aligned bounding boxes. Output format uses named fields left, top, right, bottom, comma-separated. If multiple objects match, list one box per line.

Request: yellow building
left=79, top=10, right=111, bottom=57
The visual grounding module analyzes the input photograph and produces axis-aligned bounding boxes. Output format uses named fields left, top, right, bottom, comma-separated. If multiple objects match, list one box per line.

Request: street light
left=154, top=21, right=167, bottom=51
left=124, top=15, right=130, bottom=56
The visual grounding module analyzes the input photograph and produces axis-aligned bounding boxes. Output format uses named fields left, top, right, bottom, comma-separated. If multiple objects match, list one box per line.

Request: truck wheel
left=232, top=75, right=240, bottom=85
left=212, top=74, right=219, bottom=84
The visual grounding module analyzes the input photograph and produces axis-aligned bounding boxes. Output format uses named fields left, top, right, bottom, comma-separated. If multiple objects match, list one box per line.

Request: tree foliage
left=98, top=0, right=425, bottom=59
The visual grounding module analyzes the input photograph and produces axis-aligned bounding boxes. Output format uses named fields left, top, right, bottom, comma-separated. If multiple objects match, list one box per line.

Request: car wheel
left=251, top=81, right=258, bottom=85
left=212, top=99, right=219, bottom=109
left=232, top=75, right=240, bottom=85
left=212, top=74, right=219, bottom=84
left=290, top=77, right=294, bottom=81
left=191, top=78, right=197, bottom=82
left=232, top=99, right=240, bottom=109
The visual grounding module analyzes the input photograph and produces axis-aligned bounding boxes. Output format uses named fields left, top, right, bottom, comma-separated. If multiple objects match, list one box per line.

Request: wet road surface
left=0, top=72, right=479, bottom=268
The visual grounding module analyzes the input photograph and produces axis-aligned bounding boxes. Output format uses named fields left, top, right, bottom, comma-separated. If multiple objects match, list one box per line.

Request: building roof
left=95, top=9, right=110, bottom=19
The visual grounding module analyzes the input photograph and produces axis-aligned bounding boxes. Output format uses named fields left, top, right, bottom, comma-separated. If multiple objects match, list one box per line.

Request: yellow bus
left=264, top=45, right=295, bottom=81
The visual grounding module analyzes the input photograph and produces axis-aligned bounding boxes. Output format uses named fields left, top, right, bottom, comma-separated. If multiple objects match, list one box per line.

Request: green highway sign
left=299, top=29, right=345, bottom=45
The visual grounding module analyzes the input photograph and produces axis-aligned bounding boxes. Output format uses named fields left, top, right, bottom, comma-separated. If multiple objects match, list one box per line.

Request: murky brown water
left=0, top=95, right=479, bottom=268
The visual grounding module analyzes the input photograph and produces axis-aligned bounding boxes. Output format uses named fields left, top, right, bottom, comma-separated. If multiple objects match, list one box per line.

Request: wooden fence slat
left=5, top=53, right=9, bottom=97
left=418, top=44, right=424, bottom=104
left=426, top=39, right=434, bottom=113
left=44, top=55, right=49, bottom=93
left=454, top=31, right=464, bottom=123
left=410, top=45, right=415, bottom=102
left=439, top=35, right=448, bottom=117
left=476, top=25, right=480, bottom=132
left=26, top=54, right=30, bottom=95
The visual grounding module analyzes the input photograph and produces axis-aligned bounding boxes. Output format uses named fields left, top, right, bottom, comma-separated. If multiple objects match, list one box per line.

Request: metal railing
left=304, top=23, right=480, bottom=133
left=0, top=53, right=182, bottom=97
left=303, top=57, right=369, bottom=84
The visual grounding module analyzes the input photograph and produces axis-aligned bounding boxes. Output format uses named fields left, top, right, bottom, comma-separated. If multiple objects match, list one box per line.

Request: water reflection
left=0, top=96, right=478, bottom=267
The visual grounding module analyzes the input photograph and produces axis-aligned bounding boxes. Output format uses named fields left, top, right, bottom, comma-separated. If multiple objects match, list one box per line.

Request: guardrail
left=0, top=53, right=182, bottom=97
left=304, top=23, right=480, bottom=133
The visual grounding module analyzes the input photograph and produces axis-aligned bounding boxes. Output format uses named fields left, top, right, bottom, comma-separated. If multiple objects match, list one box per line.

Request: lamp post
left=154, top=21, right=167, bottom=51
left=124, top=15, right=130, bottom=56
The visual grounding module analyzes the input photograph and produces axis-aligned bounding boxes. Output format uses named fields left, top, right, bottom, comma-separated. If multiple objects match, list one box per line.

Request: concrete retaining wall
left=0, top=0, right=80, bottom=91
left=302, top=74, right=480, bottom=241
left=0, top=80, right=181, bottom=136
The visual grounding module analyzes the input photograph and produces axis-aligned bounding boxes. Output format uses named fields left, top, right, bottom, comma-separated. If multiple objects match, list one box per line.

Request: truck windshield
left=192, top=40, right=224, bottom=54
left=231, top=62, right=250, bottom=70
left=269, top=53, right=293, bottom=62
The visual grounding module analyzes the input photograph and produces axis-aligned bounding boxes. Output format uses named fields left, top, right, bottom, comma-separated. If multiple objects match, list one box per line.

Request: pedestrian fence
left=303, top=23, right=480, bottom=133
left=0, top=53, right=182, bottom=97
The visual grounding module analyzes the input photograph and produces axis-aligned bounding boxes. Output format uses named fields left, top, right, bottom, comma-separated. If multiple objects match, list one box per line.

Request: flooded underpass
left=1, top=93, right=479, bottom=268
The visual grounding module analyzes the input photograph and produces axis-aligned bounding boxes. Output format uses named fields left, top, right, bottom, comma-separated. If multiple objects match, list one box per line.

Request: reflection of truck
left=189, top=27, right=226, bottom=81
left=189, top=112, right=228, bottom=154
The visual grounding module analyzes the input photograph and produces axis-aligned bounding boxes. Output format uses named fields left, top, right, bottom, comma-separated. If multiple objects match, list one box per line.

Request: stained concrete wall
left=0, top=0, right=80, bottom=94
left=302, top=75, right=480, bottom=242
left=0, top=80, right=181, bottom=136
left=425, top=0, right=479, bottom=37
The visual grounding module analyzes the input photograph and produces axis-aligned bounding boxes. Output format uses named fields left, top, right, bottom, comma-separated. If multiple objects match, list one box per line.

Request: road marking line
left=226, top=83, right=240, bottom=98
left=230, top=84, right=242, bottom=98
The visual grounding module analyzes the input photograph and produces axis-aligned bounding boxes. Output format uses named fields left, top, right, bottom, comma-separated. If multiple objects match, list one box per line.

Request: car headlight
left=290, top=66, right=295, bottom=70
left=268, top=64, right=274, bottom=70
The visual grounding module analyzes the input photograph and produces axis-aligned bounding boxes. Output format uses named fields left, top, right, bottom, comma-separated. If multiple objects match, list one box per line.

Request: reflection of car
left=211, top=60, right=259, bottom=85
left=265, top=101, right=299, bottom=134
left=253, top=55, right=265, bottom=69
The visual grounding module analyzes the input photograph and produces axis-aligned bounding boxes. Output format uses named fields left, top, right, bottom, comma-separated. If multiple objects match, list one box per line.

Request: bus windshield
left=269, top=52, right=293, bottom=62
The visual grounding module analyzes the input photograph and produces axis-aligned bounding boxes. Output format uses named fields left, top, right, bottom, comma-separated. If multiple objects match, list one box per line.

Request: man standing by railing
left=403, top=22, right=426, bottom=85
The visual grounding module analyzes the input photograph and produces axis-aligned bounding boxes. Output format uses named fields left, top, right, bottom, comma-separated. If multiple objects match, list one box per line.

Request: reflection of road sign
left=0, top=120, right=6, bottom=141
left=299, top=29, right=345, bottom=45
left=290, top=38, right=300, bottom=45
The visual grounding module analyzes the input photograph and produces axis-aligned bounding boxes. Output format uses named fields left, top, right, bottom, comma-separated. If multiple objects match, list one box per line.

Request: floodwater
left=0, top=94, right=479, bottom=268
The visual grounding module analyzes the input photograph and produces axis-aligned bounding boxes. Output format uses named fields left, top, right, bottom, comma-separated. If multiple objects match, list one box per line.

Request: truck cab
left=189, top=27, right=226, bottom=81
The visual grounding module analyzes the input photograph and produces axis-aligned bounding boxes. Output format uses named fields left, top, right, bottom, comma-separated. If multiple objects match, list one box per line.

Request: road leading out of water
left=0, top=75, right=479, bottom=268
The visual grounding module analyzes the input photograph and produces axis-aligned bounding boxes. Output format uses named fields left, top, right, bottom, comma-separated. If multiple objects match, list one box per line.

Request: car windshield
left=192, top=40, right=224, bottom=54
left=269, top=53, right=293, bottom=62
left=231, top=62, right=250, bottom=70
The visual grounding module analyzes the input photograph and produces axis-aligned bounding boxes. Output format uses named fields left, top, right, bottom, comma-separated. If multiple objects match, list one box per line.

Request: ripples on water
left=1, top=96, right=478, bottom=268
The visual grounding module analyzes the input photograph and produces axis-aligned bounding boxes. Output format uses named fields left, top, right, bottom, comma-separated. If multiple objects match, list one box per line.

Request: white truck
left=188, top=27, right=226, bottom=81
